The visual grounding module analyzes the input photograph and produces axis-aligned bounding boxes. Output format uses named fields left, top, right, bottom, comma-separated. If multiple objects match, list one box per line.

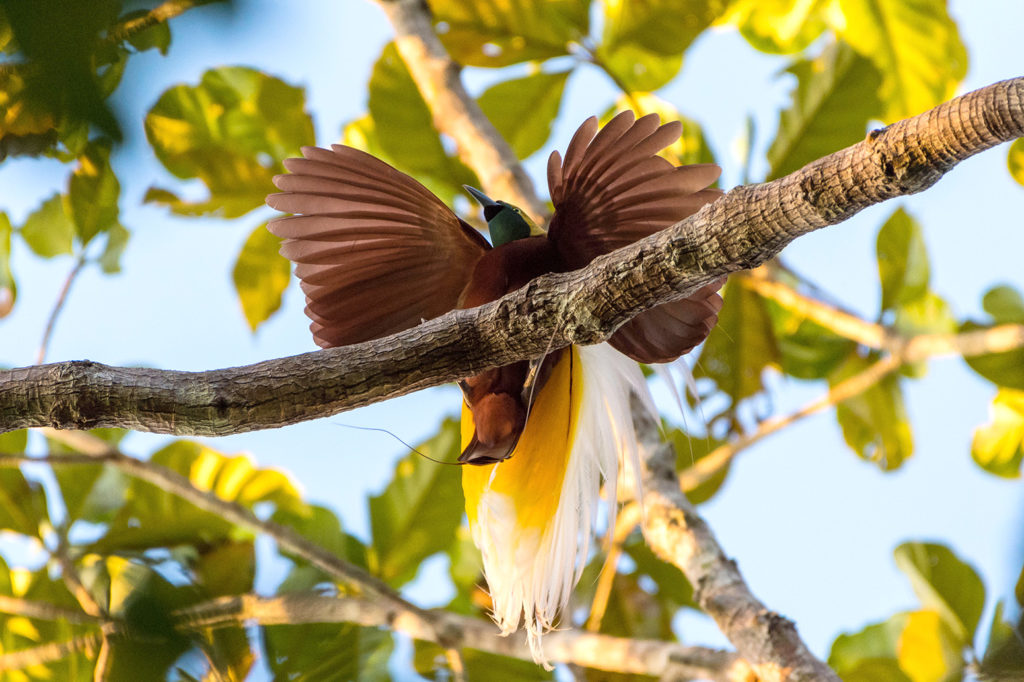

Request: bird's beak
left=463, top=185, right=499, bottom=208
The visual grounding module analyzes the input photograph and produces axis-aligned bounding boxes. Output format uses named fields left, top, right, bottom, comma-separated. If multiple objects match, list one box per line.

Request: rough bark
left=1, top=77, right=1021, bottom=436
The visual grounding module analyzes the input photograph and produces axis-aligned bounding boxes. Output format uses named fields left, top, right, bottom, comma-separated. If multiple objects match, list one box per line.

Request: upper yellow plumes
left=461, top=348, right=583, bottom=529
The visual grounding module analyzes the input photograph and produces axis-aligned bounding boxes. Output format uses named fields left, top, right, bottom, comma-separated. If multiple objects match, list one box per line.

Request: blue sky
left=1, top=0, right=1022, bottom=669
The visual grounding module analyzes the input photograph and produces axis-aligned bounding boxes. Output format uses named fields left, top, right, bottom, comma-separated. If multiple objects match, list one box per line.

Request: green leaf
left=980, top=601, right=1024, bottom=677
left=668, top=427, right=730, bottom=504
left=0, top=467, right=49, bottom=537
left=623, top=535, right=695, bottom=607
left=834, top=0, right=967, bottom=122
left=894, top=542, right=985, bottom=643
left=145, top=66, right=314, bottom=218
left=431, top=0, right=589, bottom=67
left=366, top=43, right=478, bottom=205
left=478, top=70, right=570, bottom=159
left=415, top=640, right=554, bottom=681
left=19, top=193, right=74, bottom=258
left=693, top=278, right=780, bottom=421
left=273, top=505, right=370, bottom=592
left=877, top=207, right=929, bottom=311
left=91, top=440, right=308, bottom=553
left=829, top=613, right=911, bottom=681
left=831, top=354, right=913, bottom=470
left=0, top=212, right=15, bottom=316
left=264, top=623, right=392, bottom=682
left=121, top=9, right=172, bottom=55
left=601, top=0, right=726, bottom=57
left=971, top=389, right=1024, bottom=478
left=0, top=428, right=27, bottom=453
left=368, top=418, right=464, bottom=586
left=1009, top=138, right=1024, bottom=187
left=896, top=609, right=964, bottom=682
left=893, top=290, right=956, bottom=337
left=69, top=140, right=120, bottom=245
left=767, top=41, right=882, bottom=180
left=726, top=0, right=830, bottom=54
left=446, top=524, right=484, bottom=615
left=98, top=221, right=130, bottom=274
left=982, top=285, right=1024, bottom=324
left=232, top=223, right=290, bottom=332
left=594, top=42, right=683, bottom=92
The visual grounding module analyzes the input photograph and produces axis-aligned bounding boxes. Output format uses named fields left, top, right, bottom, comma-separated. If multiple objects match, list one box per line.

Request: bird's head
left=464, top=185, right=538, bottom=247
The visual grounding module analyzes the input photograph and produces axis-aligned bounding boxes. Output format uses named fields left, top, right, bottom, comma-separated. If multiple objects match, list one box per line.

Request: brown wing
left=546, top=111, right=724, bottom=363
left=267, top=145, right=490, bottom=348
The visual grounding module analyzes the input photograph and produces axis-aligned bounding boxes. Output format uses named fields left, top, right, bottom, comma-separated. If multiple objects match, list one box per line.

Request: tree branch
left=174, top=592, right=753, bottom=681
left=631, top=397, right=839, bottom=681
left=0, top=633, right=101, bottom=672
left=1, top=77, right=1021, bottom=436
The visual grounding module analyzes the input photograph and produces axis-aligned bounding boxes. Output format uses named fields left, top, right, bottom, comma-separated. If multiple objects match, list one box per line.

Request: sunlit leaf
left=767, top=40, right=882, bottom=180
left=893, top=290, right=955, bottom=337
left=829, top=613, right=911, bottom=682
left=1009, top=138, right=1024, bottom=187
left=0, top=468, right=48, bottom=537
left=971, top=389, right=1024, bottom=478
left=232, top=222, right=290, bottom=332
left=0, top=428, right=27, bottom=453
left=91, top=440, right=308, bottom=552
left=877, top=207, right=929, bottom=312
left=431, top=0, right=589, bottom=67
left=602, top=0, right=725, bottom=56
left=593, top=42, right=683, bottom=92
left=478, top=70, right=570, bottom=159
left=19, top=192, right=74, bottom=258
left=726, top=0, right=830, bottom=54
left=0, top=212, right=15, bottom=316
left=121, top=9, right=172, bottom=55
left=894, top=542, right=985, bottom=642
left=693, top=278, right=779, bottom=421
left=834, top=0, right=967, bottom=122
left=831, top=354, right=913, bottom=470
left=69, top=140, right=120, bottom=245
left=145, top=66, right=313, bottom=218
left=963, top=284, right=1024, bottom=390
left=368, top=418, right=464, bottom=586
left=896, top=609, right=963, bottom=682
left=365, top=43, right=478, bottom=205
left=264, top=623, right=392, bottom=682
left=982, top=285, right=1024, bottom=324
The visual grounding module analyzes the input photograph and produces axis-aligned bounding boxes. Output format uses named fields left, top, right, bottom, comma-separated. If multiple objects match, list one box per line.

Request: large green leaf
left=90, top=440, right=308, bottom=553
left=726, top=0, right=830, bottom=54
left=68, top=139, right=120, bottom=245
left=831, top=354, right=913, bottom=470
left=368, top=418, right=464, bottom=586
left=232, top=222, right=290, bottom=332
left=593, top=42, right=683, bottom=93
left=894, top=542, right=985, bottom=643
left=693, top=278, right=780, bottom=423
left=19, top=192, right=74, bottom=258
left=877, top=207, right=929, bottom=312
left=0, top=212, right=14, bottom=317
left=264, top=623, right=392, bottom=682
left=834, top=0, right=967, bottom=122
left=980, top=601, right=1024, bottom=677
left=478, top=70, right=570, bottom=159
left=0, top=467, right=48, bottom=537
left=273, top=504, right=370, bottom=592
left=431, top=0, right=589, bottom=67
left=0, top=428, right=27, bottom=453
left=601, top=0, right=725, bottom=57
left=767, top=41, right=882, bottom=180
left=145, top=66, right=314, bottom=218
left=1009, top=138, right=1024, bottom=187
left=971, top=389, right=1024, bottom=478
left=365, top=43, right=478, bottom=205
left=892, top=290, right=956, bottom=337
left=829, top=613, right=912, bottom=682
left=982, top=285, right=1024, bottom=324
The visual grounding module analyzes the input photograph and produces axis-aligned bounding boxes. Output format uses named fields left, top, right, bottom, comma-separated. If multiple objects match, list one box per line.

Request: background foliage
left=0, top=0, right=1022, bottom=679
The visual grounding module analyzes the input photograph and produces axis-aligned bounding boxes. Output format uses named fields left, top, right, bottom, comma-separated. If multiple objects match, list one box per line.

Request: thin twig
left=585, top=503, right=642, bottom=632
left=35, top=253, right=87, bottom=365
left=53, top=523, right=105, bottom=619
left=0, top=595, right=102, bottom=625
left=0, top=632, right=101, bottom=672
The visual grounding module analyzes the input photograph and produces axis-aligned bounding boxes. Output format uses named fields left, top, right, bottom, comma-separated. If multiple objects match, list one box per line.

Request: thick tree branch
left=1, top=77, right=1022, bottom=436
left=631, top=398, right=840, bottom=682
left=175, top=592, right=753, bottom=681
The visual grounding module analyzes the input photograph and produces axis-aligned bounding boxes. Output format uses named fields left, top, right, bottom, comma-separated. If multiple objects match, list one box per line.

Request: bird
left=266, top=111, right=724, bottom=664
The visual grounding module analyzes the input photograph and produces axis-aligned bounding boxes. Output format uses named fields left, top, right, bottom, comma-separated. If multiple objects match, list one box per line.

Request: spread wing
left=267, top=145, right=490, bottom=348
left=546, top=111, right=725, bottom=363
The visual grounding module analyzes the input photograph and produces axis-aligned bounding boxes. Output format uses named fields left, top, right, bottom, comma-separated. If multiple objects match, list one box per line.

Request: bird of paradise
left=266, top=111, right=723, bottom=664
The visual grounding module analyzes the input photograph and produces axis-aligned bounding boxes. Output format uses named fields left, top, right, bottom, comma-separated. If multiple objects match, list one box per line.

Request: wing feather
left=267, top=145, right=489, bottom=348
